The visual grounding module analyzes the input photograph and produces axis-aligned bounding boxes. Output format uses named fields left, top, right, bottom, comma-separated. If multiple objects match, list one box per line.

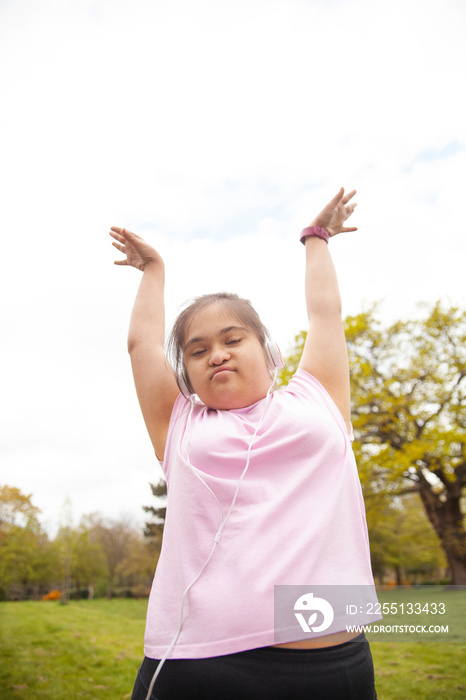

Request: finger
left=112, top=241, right=126, bottom=253
left=109, top=230, right=125, bottom=243
left=114, top=259, right=129, bottom=266
left=341, top=226, right=358, bottom=233
left=342, top=189, right=357, bottom=204
left=330, top=187, right=345, bottom=206
left=121, top=228, right=142, bottom=242
left=110, top=226, right=138, bottom=239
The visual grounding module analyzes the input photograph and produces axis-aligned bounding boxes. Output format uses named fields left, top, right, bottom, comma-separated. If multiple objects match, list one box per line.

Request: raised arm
left=298, top=188, right=357, bottom=434
left=110, top=227, right=179, bottom=460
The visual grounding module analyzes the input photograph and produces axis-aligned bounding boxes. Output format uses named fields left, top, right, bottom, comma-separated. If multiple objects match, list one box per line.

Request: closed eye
left=191, top=338, right=242, bottom=357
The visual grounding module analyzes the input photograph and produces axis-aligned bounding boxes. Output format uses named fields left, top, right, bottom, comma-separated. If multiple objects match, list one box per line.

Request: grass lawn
left=368, top=586, right=466, bottom=699
left=371, top=641, right=465, bottom=700
left=0, top=599, right=147, bottom=699
left=0, top=596, right=465, bottom=699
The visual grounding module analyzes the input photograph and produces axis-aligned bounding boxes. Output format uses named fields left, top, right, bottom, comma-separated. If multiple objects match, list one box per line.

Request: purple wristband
left=300, top=226, right=329, bottom=245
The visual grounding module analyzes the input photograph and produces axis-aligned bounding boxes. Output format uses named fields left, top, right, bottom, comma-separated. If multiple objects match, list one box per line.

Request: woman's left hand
left=309, top=187, right=357, bottom=238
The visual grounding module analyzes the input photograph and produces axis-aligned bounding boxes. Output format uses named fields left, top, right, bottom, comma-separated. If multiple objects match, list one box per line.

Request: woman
left=110, top=188, right=379, bottom=699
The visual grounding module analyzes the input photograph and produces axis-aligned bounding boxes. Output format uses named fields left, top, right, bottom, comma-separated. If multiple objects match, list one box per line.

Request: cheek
left=250, top=351, right=270, bottom=377
left=186, top=362, right=209, bottom=391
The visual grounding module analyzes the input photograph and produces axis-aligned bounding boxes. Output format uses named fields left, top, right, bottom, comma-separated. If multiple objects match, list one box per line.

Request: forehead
left=185, top=303, right=247, bottom=339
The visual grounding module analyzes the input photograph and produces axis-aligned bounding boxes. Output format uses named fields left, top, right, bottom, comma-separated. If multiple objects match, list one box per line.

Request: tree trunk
left=107, top=574, right=114, bottom=599
left=61, top=573, right=71, bottom=605
left=447, top=554, right=466, bottom=585
left=417, top=473, right=466, bottom=585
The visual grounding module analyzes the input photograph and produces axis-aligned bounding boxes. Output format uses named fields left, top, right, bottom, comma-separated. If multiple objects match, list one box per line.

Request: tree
left=278, top=302, right=466, bottom=584
left=366, top=494, right=447, bottom=584
left=81, top=514, right=144, bottom=598
left=0, top=487, right=161, bottom=599
left=56, top=498, right=73, bottom=604
left=115, top=536, right=159, bottom=596
left=70, top=527, right=107, bottom=599
left=0, top=485, right=56, bottom=599
left=54, top=518, right=108, bottom=600
left=0, top=485, right=40, bottom=529
left=143, top=479, right=167, bottom=543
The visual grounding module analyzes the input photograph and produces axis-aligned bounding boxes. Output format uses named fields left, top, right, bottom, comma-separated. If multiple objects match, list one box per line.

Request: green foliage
left=367, top=495, right=447, bottom=583
left=143, top=478, right=167, bottom=539
left=0, top=487, right=161, bottom=601
left=54, top=521, right=108, bottom=601
left=0, top=486, right=56, bottom=599
left=0, top=486, right=41, bottom=529
left=345, top=303, right=466, bottom=481
left=67, top=514, right=158, bottom=599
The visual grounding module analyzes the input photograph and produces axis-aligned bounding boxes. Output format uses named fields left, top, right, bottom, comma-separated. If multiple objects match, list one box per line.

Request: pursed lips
left=210, top=366, right=235, bottom=379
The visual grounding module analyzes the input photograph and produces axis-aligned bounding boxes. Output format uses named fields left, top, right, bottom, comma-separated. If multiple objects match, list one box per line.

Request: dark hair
left=167, top=292, right=270, bottom=395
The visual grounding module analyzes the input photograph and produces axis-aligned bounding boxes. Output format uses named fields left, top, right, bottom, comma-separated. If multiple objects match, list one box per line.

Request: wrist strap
left=300, top=226, right=329, bottom=245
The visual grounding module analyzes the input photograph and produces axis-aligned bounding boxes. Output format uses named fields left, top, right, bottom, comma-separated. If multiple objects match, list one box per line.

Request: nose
left=209, top=344, right=230, bottom=366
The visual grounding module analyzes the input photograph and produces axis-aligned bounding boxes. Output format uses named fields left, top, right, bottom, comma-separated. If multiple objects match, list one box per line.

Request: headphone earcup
left=266, top=341, right=284, bottom=370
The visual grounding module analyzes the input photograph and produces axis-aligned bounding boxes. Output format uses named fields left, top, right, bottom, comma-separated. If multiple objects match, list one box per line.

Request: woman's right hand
left=109, top=227, right=163, bottom=271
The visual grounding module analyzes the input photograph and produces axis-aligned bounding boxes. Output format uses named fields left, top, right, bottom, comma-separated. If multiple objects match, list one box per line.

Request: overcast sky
left=1, top=0, right=465, bottom=536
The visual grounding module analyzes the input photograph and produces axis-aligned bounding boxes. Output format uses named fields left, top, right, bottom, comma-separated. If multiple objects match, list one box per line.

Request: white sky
left=1, top=0, right=465, bottom=536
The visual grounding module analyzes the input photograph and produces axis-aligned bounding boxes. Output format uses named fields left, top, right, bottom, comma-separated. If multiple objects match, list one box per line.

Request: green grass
left=368, top=587, right=466, bottom=699
left=0, top=596, right=465, bottom=699
left=0, top=599, right=147, bottom=699
left=371, top=642, right=465, bottom=700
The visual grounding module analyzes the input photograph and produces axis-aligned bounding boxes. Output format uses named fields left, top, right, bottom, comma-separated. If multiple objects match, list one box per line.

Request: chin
left=201, top=388, right=267, bottom=411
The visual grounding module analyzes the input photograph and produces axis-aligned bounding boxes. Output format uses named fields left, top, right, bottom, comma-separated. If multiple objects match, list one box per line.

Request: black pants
left=131, top=633, right=377, bottom=700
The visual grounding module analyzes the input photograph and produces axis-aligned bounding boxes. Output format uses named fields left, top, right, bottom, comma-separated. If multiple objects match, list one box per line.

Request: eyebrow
left=184, top=326, right=249, bottom=351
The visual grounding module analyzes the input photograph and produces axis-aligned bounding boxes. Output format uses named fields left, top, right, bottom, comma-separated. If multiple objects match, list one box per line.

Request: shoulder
left=282, top=369, right=353, bottom=439
left=281, top=368, right=322, bottom=396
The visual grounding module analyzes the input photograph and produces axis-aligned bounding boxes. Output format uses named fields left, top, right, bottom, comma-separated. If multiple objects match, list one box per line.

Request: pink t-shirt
left=144, top=369, right=378, bottom=659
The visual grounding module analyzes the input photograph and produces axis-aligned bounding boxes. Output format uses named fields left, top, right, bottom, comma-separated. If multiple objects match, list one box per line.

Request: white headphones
left=177, top=340, right=284, bottom=397
left=265, top=340, right=284, bottom=371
